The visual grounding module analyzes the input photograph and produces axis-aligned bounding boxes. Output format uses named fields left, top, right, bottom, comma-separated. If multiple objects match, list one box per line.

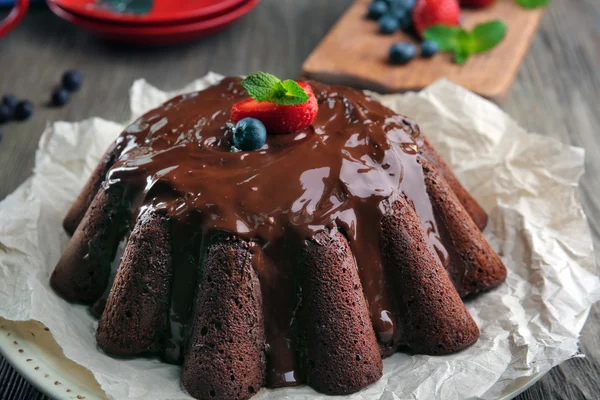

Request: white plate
left=0, top=318, right=106, bottom=400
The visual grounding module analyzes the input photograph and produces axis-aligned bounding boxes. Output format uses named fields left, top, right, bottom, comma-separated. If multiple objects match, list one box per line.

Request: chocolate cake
left=50, top=77, right=506, bottom=400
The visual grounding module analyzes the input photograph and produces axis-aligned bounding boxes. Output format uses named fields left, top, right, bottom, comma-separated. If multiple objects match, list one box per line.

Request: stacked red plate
left=46, top=0, right=260, bottom=45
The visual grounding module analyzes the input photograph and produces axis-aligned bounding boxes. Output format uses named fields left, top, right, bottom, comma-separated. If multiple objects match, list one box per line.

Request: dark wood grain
left=0, top=0, right=598, bottom=399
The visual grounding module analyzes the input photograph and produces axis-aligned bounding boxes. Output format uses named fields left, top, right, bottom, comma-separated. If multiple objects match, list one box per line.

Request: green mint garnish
left=424, top=20, right=507, bottom=65
left=515, top=0, right=550, bottom=8
left=241, top=72, right=309, bottom=106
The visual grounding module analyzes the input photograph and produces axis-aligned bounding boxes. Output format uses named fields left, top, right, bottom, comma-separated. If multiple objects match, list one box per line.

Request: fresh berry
left=62, top=70, right=83, bottom=92
left=232, top=118, right=267, bottom=151
left=52, top=88, right=71, bottom=107
left=14, top=101, right=34, bottom=121
left=379, top=15, right=399, bottom=34
left=460, top=0, right=495, bottom=8
left=421, top=40, right=439, bottom=57
left=367, top=1, right=389, bottom=20
left=389, top=42, right=417, bottom=65
left=389, top=5, right=409, bottom=20
left=2, top=94, right=18, bottom=110
left=232, top=81, right=319, bottom=135
left=391, top=0, right=416, bottom=10
left=413, top=0, right=460, bottom=37
left=398, top=12, right=413, bottom=31
left=0, top=104, right=12, bottom=124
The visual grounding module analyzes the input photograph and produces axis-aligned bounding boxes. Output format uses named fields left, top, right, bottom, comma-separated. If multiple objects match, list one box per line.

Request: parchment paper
left=0, top=72, right=598, bottom=400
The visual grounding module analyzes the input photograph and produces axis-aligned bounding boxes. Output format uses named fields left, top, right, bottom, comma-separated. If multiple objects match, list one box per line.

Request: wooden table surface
left=0, top=0, right=598, bottom=399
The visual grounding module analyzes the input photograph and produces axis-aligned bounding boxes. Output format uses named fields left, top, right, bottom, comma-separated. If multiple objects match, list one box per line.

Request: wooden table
left=0, top=0, right=598, bottom=399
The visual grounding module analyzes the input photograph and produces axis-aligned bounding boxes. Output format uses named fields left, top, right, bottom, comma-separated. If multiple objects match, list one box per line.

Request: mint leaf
left=516, top=0, right=550, bottom=8
left=423, top=25, right=464, bottom=52
left=273, top=80, right=309, bottom=105
left=470, top=20, right=506, bottom=53
left=423, top=20, right=507, bottom=64
left=241, top=72, right=282, bottom=102
left=241, top=72, right=308, bottom=105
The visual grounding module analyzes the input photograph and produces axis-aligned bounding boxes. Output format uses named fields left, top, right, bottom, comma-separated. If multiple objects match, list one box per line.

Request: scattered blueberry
left=52, top=88, right=71, bottom=107
left=233, top=118, right=267, bottom=151
left=389, top=42, right=416, bottom=65
left=62, top=70, right=83, bottom=92
left=0, top=104, right=12, bottom=124
left=421, top=40, right=439, bottom=58
left=367, top=1, right=388, bottom=20
left=2, top=94, right=18, bottom=110
left=379, top=15, right=399, bottom=34
left=14, top=101, right=34, bottom=121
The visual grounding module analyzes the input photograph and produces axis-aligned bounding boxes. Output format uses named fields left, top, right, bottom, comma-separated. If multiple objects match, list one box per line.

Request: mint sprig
left=516, top=0, right=550, bottom=8
left=424, top=21, right=507, bottom=65
left=241, top=72, right=309, bottom=105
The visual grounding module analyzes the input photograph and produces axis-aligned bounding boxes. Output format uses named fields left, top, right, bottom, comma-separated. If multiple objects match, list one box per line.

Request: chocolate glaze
left=103, top=78, right=447, bottom=386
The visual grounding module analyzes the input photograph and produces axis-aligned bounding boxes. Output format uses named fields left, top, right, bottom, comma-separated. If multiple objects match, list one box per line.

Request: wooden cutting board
left=302, top=0, right=544, bottom=101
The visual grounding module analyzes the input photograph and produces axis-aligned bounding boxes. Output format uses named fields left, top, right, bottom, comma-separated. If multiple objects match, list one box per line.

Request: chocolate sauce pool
left=103, top=78, right=447, bottom=387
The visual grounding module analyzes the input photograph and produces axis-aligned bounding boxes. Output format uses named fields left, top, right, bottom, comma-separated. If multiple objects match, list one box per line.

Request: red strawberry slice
left=413, top=0, right=461, bottom=37
left=232, top=82, right=319, bottom=135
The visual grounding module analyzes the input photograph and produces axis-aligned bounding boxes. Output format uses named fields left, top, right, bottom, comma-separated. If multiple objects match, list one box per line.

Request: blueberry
left=2, top=94, right=18, bottom=110
left=233, top=118, right=267, bottom=151
left=393, top=0, right=416, bottom=10
left=62, top=70, right=83, bottom=92
left=389, top=42, right=416, bottom=65
left=421, top=40, right=439, bottom=58
left=398, top=12, right=413, bottom=31
left=389, top=5, right=408, bottom=20
left=379, top=15, right=399, bottom=34
left=14, top=101, right=34, bottom=121
left=367, top=1, right=388, bottom=20
left=0, top=130, right=3, bottom=144
left=52, top=88, right=71, bottom=107
left=0, top=104, right=12, bottom=124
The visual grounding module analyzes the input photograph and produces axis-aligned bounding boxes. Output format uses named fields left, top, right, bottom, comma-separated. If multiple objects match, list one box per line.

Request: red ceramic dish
left=46, top=0, right=260, bottom=45
left=50, top=0, right=248, bottom=25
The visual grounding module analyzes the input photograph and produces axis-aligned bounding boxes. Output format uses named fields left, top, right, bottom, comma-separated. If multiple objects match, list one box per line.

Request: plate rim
left=0, top=318, right=107, bottom=400
left=47, top=0, right=260, bottom=35
left=49, top=0, right=248, bottom=25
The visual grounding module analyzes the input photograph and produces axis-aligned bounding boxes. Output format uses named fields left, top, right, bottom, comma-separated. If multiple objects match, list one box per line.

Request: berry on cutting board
left=389, top=42, right=417, bottom=64
left=2, top=94, right=18, bottom=110
left=0, top=104, right=12, bottom=124
left=52, top=88, right=71, bottom=107
left=392, top=0, right=417, bottom=10
left=460, top=0, right=495, bottom=8
left=232, top=118, right=267, bottom=151
left=421, top=40, right=439, bottom=57
left=62, top=70, right=83, bottom=92
left=379, top=15, right=400, bottom=34
left=367, top=1, right=389, bottom=20
left=232, top=72, right=319, bottom=135
left=14, top=101, right=34, bottom=121
left=413, top=0, right=461, bottom=37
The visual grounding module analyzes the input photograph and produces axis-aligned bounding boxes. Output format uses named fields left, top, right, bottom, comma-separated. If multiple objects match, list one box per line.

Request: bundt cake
left=50, top=76, right=506, bottom=400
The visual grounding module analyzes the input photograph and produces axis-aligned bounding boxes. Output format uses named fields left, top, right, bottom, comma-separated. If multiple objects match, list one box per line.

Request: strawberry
left=232, top=77, right=318, bottom=135
left=413, top=0, right=461, bottom=37
left=460, top=0, right=495, bottom=8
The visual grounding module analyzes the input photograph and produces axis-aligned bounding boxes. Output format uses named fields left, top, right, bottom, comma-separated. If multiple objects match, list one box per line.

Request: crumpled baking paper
left=0, top=72, right=598, bottom=400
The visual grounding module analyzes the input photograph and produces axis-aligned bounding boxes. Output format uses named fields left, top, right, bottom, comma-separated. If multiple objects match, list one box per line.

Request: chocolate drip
left=104, top=78, right=446, bottom=384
